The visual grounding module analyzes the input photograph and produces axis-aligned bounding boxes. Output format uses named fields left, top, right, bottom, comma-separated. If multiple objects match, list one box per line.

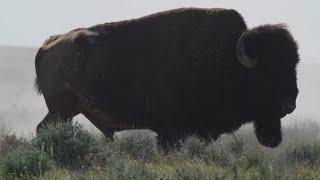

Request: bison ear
left=71, top=31, right=98, bottom=71
left=236, top=33, right=257, bottom=69
left=71, top=30, right=100, bottom=52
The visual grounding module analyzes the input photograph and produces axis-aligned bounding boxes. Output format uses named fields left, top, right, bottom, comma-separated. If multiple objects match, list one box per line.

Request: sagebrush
left=1, top=120, right=320, bottom=179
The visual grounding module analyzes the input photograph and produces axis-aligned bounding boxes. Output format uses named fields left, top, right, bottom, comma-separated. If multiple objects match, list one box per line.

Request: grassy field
left=1, top=120, right=320, bottom=180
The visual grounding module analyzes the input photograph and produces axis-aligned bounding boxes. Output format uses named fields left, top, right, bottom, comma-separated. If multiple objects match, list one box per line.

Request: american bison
left=35, top=8, right=299, bottom=147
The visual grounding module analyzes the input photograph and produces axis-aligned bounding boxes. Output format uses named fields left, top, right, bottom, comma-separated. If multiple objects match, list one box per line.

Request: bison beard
left=254, top=117, right=282, bottom=147
left=34, top=8, right=300, bottom=148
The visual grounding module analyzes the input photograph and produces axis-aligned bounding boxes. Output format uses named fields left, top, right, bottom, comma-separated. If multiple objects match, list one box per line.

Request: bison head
left=237, top=24, right=300, bottom=147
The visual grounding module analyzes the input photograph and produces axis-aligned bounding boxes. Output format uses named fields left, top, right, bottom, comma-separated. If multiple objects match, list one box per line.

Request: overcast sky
left=0, top=0, right=319, bottom=63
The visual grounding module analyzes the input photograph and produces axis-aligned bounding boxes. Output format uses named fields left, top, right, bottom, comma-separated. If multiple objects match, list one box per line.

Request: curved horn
left=236, top=33, right=257, bottom=68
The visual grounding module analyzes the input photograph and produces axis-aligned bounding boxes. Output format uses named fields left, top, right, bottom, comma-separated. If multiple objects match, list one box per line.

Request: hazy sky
left=0, top=0, right=319, bottom=63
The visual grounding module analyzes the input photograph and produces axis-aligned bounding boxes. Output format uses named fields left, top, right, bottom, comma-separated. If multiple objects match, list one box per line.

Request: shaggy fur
left=35, top=8, right=299, bottom=147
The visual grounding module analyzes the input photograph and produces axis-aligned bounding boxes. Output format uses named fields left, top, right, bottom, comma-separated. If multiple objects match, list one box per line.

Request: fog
left=0, top=46, right=319, bottom=136
left=0, top=0, right=319, bottom=135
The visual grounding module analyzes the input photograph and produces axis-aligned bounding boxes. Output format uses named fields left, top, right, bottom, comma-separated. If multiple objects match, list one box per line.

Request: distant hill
left=0, top=46, right=319, bottom=134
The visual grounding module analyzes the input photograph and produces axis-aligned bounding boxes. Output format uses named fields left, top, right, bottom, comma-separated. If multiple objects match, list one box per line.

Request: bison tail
left=34, top=35, right=60, bottom=95
left=34, top=47, right=44, bottom=95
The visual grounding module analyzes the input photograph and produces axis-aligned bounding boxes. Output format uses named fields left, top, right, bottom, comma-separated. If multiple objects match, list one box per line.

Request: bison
left=35, top=8, right=299, bottom=147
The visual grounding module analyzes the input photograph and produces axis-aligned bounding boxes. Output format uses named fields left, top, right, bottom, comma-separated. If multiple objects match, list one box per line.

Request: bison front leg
left=36, top=112, right=73, bottom=134
left=156, top=128, right=184, bottom=151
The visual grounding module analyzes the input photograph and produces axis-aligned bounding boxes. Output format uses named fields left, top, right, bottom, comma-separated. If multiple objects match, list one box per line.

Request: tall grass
left=1, top=120, right=320, bottom=179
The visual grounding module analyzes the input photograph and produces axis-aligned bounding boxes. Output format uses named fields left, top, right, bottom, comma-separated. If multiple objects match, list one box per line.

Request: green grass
left=1, top=147, right=54, bottom=179
left=1, top=121, right=320, bottom=179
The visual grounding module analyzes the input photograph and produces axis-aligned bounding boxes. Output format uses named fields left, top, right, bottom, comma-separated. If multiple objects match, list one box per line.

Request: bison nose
left=281, top=102, right=296, bottom=114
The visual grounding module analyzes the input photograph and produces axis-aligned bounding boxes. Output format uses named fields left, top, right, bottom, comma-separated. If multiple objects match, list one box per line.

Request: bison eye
left=96, top=73, right=105, bottom=79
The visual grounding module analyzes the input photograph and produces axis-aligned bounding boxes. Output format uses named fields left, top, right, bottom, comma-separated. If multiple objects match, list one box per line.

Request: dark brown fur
left=35, top=8, right=299, bottom=147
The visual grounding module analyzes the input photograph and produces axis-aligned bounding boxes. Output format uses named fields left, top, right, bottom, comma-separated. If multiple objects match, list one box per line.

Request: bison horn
left=236, top=33, right=257, bottom=69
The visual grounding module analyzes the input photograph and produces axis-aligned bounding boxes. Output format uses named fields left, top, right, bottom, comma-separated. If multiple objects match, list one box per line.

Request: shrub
left=229, top=134, right=244, bottom=158
left=1, top=146, right=54, bottom=179
left=172, top=161, right=225, bottom=180
left=114, top=129, right=158, bottom=161
left=33, top=122, right=98, bottom=169
left=203, top=142, right=233, bottom=166
left=0, top=122, right=10, bottom=136
left=283, top=121, right=320, bottom=165
left=243, top=151, right=265, bottom=169
left=255, top=160, right=274, bottom=179
left=288, top=143, right=320, bottom=165
left=92, top=141, right=118, bottom=167
left=240, top=161, right=277, bottom=180
left=0, top=134, right=30, bottom=159
left=103, top=160, right=155, bottom=180
left=41, top=168, right=71, bottom=180
left=181, top=135, right=206, bottom=158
